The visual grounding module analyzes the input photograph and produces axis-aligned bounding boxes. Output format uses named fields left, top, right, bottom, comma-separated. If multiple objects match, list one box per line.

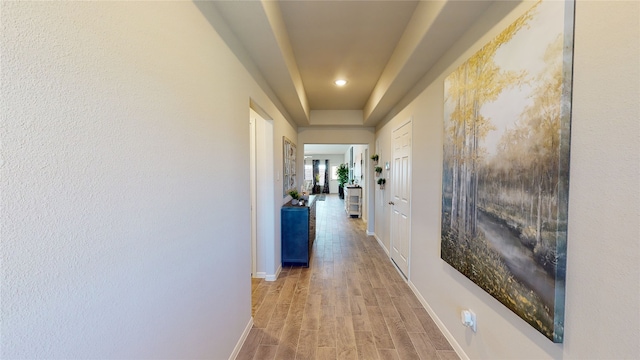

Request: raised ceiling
left=280, top=1, right=418, bottom=111
left=207, top=1, right=495, bottom=127
left=304, top=144, right=352, bottom=156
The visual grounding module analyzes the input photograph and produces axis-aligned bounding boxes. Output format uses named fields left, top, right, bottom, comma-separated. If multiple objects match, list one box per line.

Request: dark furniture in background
left=281, top=196, right=317, bottom=267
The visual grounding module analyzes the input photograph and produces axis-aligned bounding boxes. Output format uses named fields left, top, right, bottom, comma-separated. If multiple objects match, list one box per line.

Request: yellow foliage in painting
left=442, top=0, right=570, bottom=343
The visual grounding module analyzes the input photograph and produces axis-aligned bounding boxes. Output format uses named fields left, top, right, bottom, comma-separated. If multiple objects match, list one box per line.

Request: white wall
left=373, top=129, right=394, bottom=251
left=310, top=110, right=364, bottom=126
left=0, top=2, right=295, bottom=358
left=373, top=1, right=640, bottom=359
left=274, top=118, right=298, bottom=280
left=350, top=145, right=369, bottom=222
left=351, top=145, right=364, bottom=186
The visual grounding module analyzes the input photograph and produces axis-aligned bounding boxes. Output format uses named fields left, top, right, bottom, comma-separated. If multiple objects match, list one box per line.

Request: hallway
left=238, top=195, right=458, bottom=360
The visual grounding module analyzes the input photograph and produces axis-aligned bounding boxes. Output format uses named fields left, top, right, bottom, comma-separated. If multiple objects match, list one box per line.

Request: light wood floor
left=238, top=194, right=459, bottom=360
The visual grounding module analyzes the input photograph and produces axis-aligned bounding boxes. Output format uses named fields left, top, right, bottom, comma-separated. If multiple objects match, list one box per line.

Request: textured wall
left=375, top=0, right=640, bottom=358
left=0, top=2, right=292, bottom=358
left=564, top=1, right=640, bottom=357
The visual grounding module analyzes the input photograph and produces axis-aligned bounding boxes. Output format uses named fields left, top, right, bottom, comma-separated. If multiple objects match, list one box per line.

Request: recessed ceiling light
left=334, top=79, right=347, bottom=86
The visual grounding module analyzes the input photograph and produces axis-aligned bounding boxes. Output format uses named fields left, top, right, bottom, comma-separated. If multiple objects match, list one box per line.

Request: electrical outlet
left=461, top=309, right=477, bottom=332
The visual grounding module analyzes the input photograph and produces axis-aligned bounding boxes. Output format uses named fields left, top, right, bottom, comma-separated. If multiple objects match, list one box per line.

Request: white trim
left=391, top=258, right=408, bottom=280
left=373, top=222, right=460, bottom=357
left=265, top=264, right=282, bottom=282
left=366, top=230, right=375, bottom=236
left=254, top=272, right=266, bottom=279
left=229, top=317, right=254, bottom=360
left=374, top=233, right=390, bottom=256
left=407, top=118, right=413, bottom=280
left=249, top=115, right=257, bottom=280
left=408, top=281, right=469, bottom=360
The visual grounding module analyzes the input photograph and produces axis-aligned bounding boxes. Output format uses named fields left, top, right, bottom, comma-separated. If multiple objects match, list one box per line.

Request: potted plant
left=370, top=154, right=379, bottom=164
left=374, top=166, right=383, bottom=176
left=377, top=178, right=386, bottom=190
left=336, top=163, right=349, bottom=199
left=288, top=189, right=300, bottom=205
left=313, top=174, right=321, bottom=194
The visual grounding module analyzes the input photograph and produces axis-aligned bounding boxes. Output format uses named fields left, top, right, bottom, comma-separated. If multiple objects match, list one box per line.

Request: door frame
left=249, top=104, right=275, bottom=280
left=250, top=114, right=257, bottom=277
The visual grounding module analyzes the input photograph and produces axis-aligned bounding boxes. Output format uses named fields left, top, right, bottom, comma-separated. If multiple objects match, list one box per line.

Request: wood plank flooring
left=238, top=194, right=458, bottom=360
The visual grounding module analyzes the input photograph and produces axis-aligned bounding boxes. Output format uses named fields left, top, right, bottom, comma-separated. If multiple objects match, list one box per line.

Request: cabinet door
left=281, top=208, right=310, bottom=266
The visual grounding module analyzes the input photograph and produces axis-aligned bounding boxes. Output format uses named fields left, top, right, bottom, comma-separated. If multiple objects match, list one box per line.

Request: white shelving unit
left=344, top=186, right=362, bottom=218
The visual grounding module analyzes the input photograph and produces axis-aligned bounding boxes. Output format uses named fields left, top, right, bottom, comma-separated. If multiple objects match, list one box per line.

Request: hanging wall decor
left=440, top=0, right=574, bottom=343
left=283, top=137, right=297, bottom=197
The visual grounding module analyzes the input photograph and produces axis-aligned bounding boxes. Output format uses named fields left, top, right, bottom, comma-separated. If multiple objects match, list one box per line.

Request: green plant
left=377, top=178, right=386, bottom=185
left=288, top=189, right=300, bottom=200
left=336, top=163, right=349, bottom=187
left=370, top=154, right=379, bottom=162
left=374, top=166, right=383, bottom=174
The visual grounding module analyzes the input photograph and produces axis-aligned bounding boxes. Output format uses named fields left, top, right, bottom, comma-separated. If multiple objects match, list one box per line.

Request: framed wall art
left=283, top=137, right=297, bottom=197
left=440, top=0, right=574, bottom=343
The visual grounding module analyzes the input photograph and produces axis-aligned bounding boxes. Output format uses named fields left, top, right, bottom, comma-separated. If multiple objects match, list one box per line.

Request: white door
left=390, top=120, right=412, bottom=278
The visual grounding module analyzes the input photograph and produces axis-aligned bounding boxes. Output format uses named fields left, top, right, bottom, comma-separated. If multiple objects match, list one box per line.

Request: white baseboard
left=373, top=233, right=390, bottom=256
left=366, top=230, right=374, bottom=236
left=391, top=259, right=408, bottom=280
left=407, top=281, right=469, bottom=360
left=265, top=265, right=282, bottom=282
left=229, top=317, right=253, bottom=360
left=254, top=272, right=266, bottom=279
left=372, top=231, right=464, bottom=358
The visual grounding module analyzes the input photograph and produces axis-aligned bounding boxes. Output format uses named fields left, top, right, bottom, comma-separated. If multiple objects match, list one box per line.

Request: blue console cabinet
left=281, top=196, right=316, bottom=267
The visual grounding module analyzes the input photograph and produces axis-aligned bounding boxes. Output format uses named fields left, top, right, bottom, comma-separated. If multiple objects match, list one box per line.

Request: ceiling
left=304, top=144, right=352, bottom=156
left=208, top=1, right=495, bottom=127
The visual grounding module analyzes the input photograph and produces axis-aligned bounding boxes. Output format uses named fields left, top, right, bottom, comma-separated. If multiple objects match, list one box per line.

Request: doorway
left=249, top=107, right=275, bottom=279
left=303, top=144, right=369, bottom=223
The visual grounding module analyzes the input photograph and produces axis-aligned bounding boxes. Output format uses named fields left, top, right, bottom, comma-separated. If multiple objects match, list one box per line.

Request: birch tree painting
left=441, top=0, right=574, bottom=342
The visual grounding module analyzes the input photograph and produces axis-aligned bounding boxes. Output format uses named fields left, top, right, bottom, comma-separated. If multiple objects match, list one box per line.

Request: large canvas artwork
left=441, top=0, right=574, bottom=342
